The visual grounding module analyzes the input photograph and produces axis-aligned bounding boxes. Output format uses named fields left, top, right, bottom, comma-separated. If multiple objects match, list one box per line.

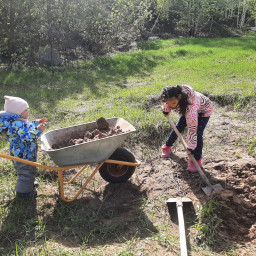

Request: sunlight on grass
left=1, top=36, right=255, bottom=149
left=1, top=37, right=255, bottom=117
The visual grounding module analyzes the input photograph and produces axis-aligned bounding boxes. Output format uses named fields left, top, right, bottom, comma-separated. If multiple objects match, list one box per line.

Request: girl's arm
left=185, top=103, right=200, bottom=150
left=184, top=86, right=201, bottom=150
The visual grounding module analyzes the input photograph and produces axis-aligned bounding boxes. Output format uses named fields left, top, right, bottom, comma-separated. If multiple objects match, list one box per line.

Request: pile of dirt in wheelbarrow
left=51, top=117, right=123, bottom=149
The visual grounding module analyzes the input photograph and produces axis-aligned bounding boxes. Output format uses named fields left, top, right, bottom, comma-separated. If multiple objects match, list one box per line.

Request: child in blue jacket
left=0, top=96, right=47, bottom=197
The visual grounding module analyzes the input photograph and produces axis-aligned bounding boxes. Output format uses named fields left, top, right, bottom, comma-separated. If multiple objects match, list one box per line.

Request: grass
left=192, top=200, right=229, bottom=247
left=248, top=139, right=256, bottom=157
left=0, top=35, right=256, bottom=255
left=1, top=36, right=256, bottom=121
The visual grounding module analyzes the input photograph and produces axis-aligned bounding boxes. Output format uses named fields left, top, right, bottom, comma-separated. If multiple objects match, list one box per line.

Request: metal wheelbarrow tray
left=41, top=117, right=136, bottom=166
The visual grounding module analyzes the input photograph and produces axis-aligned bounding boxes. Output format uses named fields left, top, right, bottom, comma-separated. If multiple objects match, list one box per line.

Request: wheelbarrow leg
left=58, top=170, right=65, bottom=200
left=57, top=162, right=105, bottom=202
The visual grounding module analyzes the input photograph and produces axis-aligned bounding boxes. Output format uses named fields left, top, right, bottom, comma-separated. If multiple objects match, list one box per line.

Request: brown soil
left=51, top=117, right=123, bottom=149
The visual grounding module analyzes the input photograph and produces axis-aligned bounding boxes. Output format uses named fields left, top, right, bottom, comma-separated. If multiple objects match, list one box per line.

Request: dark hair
left=161, top=85, right=189, bottom=116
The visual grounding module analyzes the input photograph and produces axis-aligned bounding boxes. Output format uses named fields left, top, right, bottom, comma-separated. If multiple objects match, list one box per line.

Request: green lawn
left=0, top=36, right=255, bottom=130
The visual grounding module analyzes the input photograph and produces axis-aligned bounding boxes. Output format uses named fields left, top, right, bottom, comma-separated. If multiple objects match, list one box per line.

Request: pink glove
left=162, top=103, right=171, bottom=115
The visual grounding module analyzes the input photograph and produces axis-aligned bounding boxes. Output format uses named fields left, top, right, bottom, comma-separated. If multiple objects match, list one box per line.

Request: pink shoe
left=187, top=159, right=202, bottom=172
left=161, top=145, right=172, bottom=158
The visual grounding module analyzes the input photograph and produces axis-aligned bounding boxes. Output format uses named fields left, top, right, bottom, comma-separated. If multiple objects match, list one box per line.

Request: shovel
left=167, top=197, right=193, bottom=256
left=167, top=115, right=224, bottom=196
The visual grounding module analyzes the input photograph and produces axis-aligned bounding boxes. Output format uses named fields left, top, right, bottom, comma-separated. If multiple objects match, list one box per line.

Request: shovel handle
left=176, top=197, right=188, bottom=256
left=167, top=115, right=213, bottom=189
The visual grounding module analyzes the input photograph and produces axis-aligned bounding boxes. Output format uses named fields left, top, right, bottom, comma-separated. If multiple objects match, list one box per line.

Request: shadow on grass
left=42, top=181, right=158, bottom=248
left=137, top=40, right=163, bottom=51
left=0, top=197, right=38, bottom=254
left=0, top=51, right=164, bottom=117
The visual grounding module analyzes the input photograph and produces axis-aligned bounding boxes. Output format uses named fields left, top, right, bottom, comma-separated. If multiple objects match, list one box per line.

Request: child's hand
left=162, top=103, right=171, bottom=116
left=187, top=148, right=193, bottom=156
left=38, top=123, right=46, bottom=132
left=38, top=117, right=48, bottom=124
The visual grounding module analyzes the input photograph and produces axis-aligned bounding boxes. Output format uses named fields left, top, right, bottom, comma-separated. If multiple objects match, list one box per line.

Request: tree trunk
left=230, top=1, right=234, bottom=18
left=8, top=0, right=15, bottom=58
left=240, top=0, right=248, bottom=29
left=194, top=14, right=201, bottom=36
left=209, top=17, right=214, bottom=34
left=237, top=0, right=241, bottom=28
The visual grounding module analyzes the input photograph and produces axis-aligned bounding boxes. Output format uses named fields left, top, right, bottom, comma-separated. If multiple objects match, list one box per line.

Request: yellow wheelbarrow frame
left=0, top=153, right=140, bottom=202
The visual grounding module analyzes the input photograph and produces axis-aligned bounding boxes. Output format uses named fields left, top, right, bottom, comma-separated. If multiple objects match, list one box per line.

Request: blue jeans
left=165, top=115, right=210, bottom=160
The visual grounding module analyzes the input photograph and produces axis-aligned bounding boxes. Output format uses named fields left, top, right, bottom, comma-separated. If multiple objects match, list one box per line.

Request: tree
left=240, top=0, right=248, bottom=28
left=248, top=0, right=256, bottom=26
left=0, top=0, right=255, bottom=65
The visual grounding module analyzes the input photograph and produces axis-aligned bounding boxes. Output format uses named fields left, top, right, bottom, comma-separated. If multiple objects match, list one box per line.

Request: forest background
left=1, top=0, right=256, bottom=66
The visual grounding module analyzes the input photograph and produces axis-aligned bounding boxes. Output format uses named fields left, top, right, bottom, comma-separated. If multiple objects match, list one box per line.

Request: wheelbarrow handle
left=167, top=115, right=213, bottom=188
left=0, top=153, right=85, bottom=171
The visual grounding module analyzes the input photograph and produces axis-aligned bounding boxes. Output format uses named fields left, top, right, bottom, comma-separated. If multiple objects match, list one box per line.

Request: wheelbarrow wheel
left=99, top=147, right=136, bottom=183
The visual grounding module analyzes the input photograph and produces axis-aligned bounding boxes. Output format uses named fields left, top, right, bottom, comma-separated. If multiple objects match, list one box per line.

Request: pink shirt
left=164, top=85, right=213, bottom=150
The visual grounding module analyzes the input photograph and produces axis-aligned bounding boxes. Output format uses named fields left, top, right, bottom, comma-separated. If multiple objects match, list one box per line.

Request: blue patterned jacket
left=0, top=111, right=42, bottom=161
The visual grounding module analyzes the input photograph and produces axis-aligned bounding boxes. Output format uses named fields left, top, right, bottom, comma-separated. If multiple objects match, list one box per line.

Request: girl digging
left=160, top=85, right=213, bottom=172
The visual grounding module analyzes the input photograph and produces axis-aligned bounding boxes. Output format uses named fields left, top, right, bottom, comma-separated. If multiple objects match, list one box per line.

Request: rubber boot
left=187, top=158, right=202, bottom=172
left=160, top=144, right=172, bottom=158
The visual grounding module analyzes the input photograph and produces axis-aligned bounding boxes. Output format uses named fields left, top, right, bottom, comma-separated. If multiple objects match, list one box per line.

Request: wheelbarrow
left=0, top=117, right=140, bottom=202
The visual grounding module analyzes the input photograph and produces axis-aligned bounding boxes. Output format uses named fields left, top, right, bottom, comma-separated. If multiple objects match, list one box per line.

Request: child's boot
left=187, top=158, right=202, bottom=172
left=16, top=189, right=37, bottom=198
left=160, top=144, right=172, bottom=158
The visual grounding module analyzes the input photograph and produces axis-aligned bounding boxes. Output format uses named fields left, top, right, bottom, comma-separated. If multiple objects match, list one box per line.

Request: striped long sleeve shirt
left=164, top=85, right=213, bottom=150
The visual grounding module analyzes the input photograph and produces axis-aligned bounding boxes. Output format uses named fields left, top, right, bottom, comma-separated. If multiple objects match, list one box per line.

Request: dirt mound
left=211, top=162, right=256, bottom=243
left=51, top=117, right=123, bottom=149
left=130, top=149, right=256, bottom=252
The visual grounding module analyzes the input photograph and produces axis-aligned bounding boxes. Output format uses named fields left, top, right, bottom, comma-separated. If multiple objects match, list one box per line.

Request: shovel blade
left=166, top=198, right=195, bottom=225
left=202, top=184, right=224, bottom=196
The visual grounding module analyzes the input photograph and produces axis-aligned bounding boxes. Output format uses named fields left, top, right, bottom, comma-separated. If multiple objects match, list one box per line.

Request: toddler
left=0, top=96, right=47, bottom=197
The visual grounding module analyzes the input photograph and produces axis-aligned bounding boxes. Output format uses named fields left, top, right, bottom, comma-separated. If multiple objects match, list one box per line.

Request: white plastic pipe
left=176, top=198, right=188, bottom=256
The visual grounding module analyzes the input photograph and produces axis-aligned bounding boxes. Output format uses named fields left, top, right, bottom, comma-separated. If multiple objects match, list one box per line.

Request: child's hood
left=0, top=111, right=20, bottom=133
left=0, top=111, right=18, bottom=117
